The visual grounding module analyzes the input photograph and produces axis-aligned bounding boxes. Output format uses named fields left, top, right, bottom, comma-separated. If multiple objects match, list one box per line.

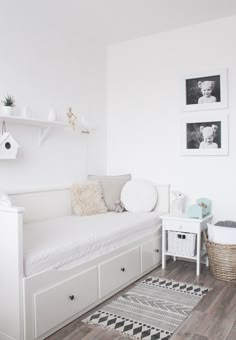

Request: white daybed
left=0, top=185, right=169, bottom=340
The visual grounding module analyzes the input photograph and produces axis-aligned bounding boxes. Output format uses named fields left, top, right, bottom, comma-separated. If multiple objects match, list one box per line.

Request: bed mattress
left=23, top=212, right=161, bottom=277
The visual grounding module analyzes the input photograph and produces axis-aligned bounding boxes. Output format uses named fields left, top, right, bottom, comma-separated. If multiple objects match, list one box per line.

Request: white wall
left=0, top=16, right=107, bottom=192
left=107, top=16, right=236, bottom=221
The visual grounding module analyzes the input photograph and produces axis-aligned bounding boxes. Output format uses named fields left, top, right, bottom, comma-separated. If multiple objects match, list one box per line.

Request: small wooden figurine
left=67, top=107, right=77, bottom=129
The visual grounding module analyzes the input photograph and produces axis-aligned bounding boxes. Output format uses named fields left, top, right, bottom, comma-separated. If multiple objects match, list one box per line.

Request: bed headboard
left=8, top=183, right=170, bottom=223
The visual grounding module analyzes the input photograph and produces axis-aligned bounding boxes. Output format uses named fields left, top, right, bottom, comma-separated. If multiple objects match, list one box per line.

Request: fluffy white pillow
left=207, top=223, right=236, bottom=244
left=71, top=182, right=108, bottom=216
left=121, top=179, right=157, bottom=213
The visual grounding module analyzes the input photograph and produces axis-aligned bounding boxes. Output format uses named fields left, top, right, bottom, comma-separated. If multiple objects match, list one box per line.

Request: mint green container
left=187, top=198, right=211, bottom=219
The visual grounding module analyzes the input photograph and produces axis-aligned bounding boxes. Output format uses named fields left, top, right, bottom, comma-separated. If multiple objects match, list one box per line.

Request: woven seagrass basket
left=203, top=230, right=236, bottom=282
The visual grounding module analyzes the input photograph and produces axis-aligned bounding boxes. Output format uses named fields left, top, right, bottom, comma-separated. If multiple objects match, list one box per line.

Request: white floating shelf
left=0, top=114, right=67, bottom=127
left=0, top=114, right=68, bottom=146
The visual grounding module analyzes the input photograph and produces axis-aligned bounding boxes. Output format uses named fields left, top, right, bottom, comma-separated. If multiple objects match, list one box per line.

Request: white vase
left=21, top=106, right=31, bottom=118
left=2, top=106, right=13, bottom=116
left=48, top=108, right=57, bottom=121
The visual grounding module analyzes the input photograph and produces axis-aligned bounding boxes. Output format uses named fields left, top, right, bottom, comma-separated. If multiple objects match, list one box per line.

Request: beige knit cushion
left=71, top=182, right=108, bottom=216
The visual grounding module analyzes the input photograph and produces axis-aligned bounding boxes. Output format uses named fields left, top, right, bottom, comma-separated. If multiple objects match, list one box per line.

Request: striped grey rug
left=83, top=277, right=209, bottom=339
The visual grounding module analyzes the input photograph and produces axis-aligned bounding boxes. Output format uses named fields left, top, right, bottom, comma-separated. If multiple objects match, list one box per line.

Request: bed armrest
left=0, top=206, right=24, bottom=339
left=0, top=205, right=24, bottom=213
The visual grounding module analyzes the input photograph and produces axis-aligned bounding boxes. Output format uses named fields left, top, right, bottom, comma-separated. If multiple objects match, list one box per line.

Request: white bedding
left=24, top=212, right=161, bottom=277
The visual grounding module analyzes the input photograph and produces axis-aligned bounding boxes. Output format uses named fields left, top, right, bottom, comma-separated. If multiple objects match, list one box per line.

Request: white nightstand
left=161, top=214, right=213, bottom=276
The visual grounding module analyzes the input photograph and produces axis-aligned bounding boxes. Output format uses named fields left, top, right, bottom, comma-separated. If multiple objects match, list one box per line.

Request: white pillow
left=207, top=223, right=236, bottom=244
left=121, top=179, right=157, bottom=213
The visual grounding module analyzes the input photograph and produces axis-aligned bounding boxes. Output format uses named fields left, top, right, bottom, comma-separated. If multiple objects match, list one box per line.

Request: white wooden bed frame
left=0, top=184, right=169, bottom=340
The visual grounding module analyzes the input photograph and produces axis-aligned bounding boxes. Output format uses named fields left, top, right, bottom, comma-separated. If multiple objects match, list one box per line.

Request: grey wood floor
left=46, top=260, right=236, bottom=340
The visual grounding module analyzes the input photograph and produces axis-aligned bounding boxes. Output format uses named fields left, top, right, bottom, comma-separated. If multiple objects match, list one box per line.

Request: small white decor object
left=171, top=191, right=185, bottom=216
left=0, top=129, right=20, bottom=160
left=121, top=179, right=157, bottom=213
left=1, top=94, right=15, bottom=116
left=0, top=190, right=12, bottom=207
left=2, top=106, right=13, bottom=116
left=81, top=115, right=90, bottom=134
left=21, top=106, right=32, bottom=118
left=48, top=107, right=57, bottom=122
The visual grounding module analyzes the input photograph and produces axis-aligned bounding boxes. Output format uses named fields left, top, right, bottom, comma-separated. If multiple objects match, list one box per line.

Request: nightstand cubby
left=161, top=214, right=213, bottom=276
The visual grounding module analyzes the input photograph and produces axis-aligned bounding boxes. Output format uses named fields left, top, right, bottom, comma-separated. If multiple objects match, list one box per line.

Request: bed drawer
left=141, top=235, right=162, bottom=272
left=34, top=267, right=98, bottom=338
left=100, top=247, right=140, bottom=298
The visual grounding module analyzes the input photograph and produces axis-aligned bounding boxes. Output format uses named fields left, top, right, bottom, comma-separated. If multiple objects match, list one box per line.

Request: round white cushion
left=121, top=179, right=157, bottom=213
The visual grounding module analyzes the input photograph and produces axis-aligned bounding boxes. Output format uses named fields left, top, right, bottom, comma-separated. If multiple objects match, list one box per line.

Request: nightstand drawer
left=163, top=220, right=198, bottom=233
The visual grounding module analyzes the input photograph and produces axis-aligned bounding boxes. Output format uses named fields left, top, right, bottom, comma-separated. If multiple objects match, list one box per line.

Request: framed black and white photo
left=181, top=112, right=228, bottom=156
left=183, top=69, right=228, bottom=111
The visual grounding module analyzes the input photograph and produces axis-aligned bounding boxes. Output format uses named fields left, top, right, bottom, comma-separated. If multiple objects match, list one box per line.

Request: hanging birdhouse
left=0, top=132, right=20, bottom=159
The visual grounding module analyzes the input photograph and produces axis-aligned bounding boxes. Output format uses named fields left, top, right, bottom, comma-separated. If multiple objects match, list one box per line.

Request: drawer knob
left=121, top=267, right=126, bottom=272
left=69, top=295, right=75, bottom=301
left=155, top=249, right=159, bottom=253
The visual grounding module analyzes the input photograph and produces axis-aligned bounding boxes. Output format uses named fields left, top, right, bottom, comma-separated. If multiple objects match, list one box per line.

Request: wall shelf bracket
left=38, top=126, right=52, bottom=146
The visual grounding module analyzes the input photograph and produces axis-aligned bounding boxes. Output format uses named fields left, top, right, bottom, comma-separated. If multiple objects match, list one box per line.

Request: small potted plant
left=2, top=95, right=16, bottom=116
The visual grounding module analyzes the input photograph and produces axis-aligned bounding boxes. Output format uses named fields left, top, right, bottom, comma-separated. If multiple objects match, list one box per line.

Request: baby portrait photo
left=181, top=112, right=228, bottom=156
left=186, top=121, right=221, bottom=149
left=183, top=69, right=228, bottom=111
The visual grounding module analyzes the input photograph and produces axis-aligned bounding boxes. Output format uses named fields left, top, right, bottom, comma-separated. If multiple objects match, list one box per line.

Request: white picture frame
left=181, top=112, right=228, bottom=156
left=183, top=69, right=228, bottom=111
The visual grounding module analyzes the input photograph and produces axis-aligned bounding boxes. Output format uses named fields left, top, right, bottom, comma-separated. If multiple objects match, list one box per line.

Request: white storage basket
left=167, top=231, right=196, bottom=257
